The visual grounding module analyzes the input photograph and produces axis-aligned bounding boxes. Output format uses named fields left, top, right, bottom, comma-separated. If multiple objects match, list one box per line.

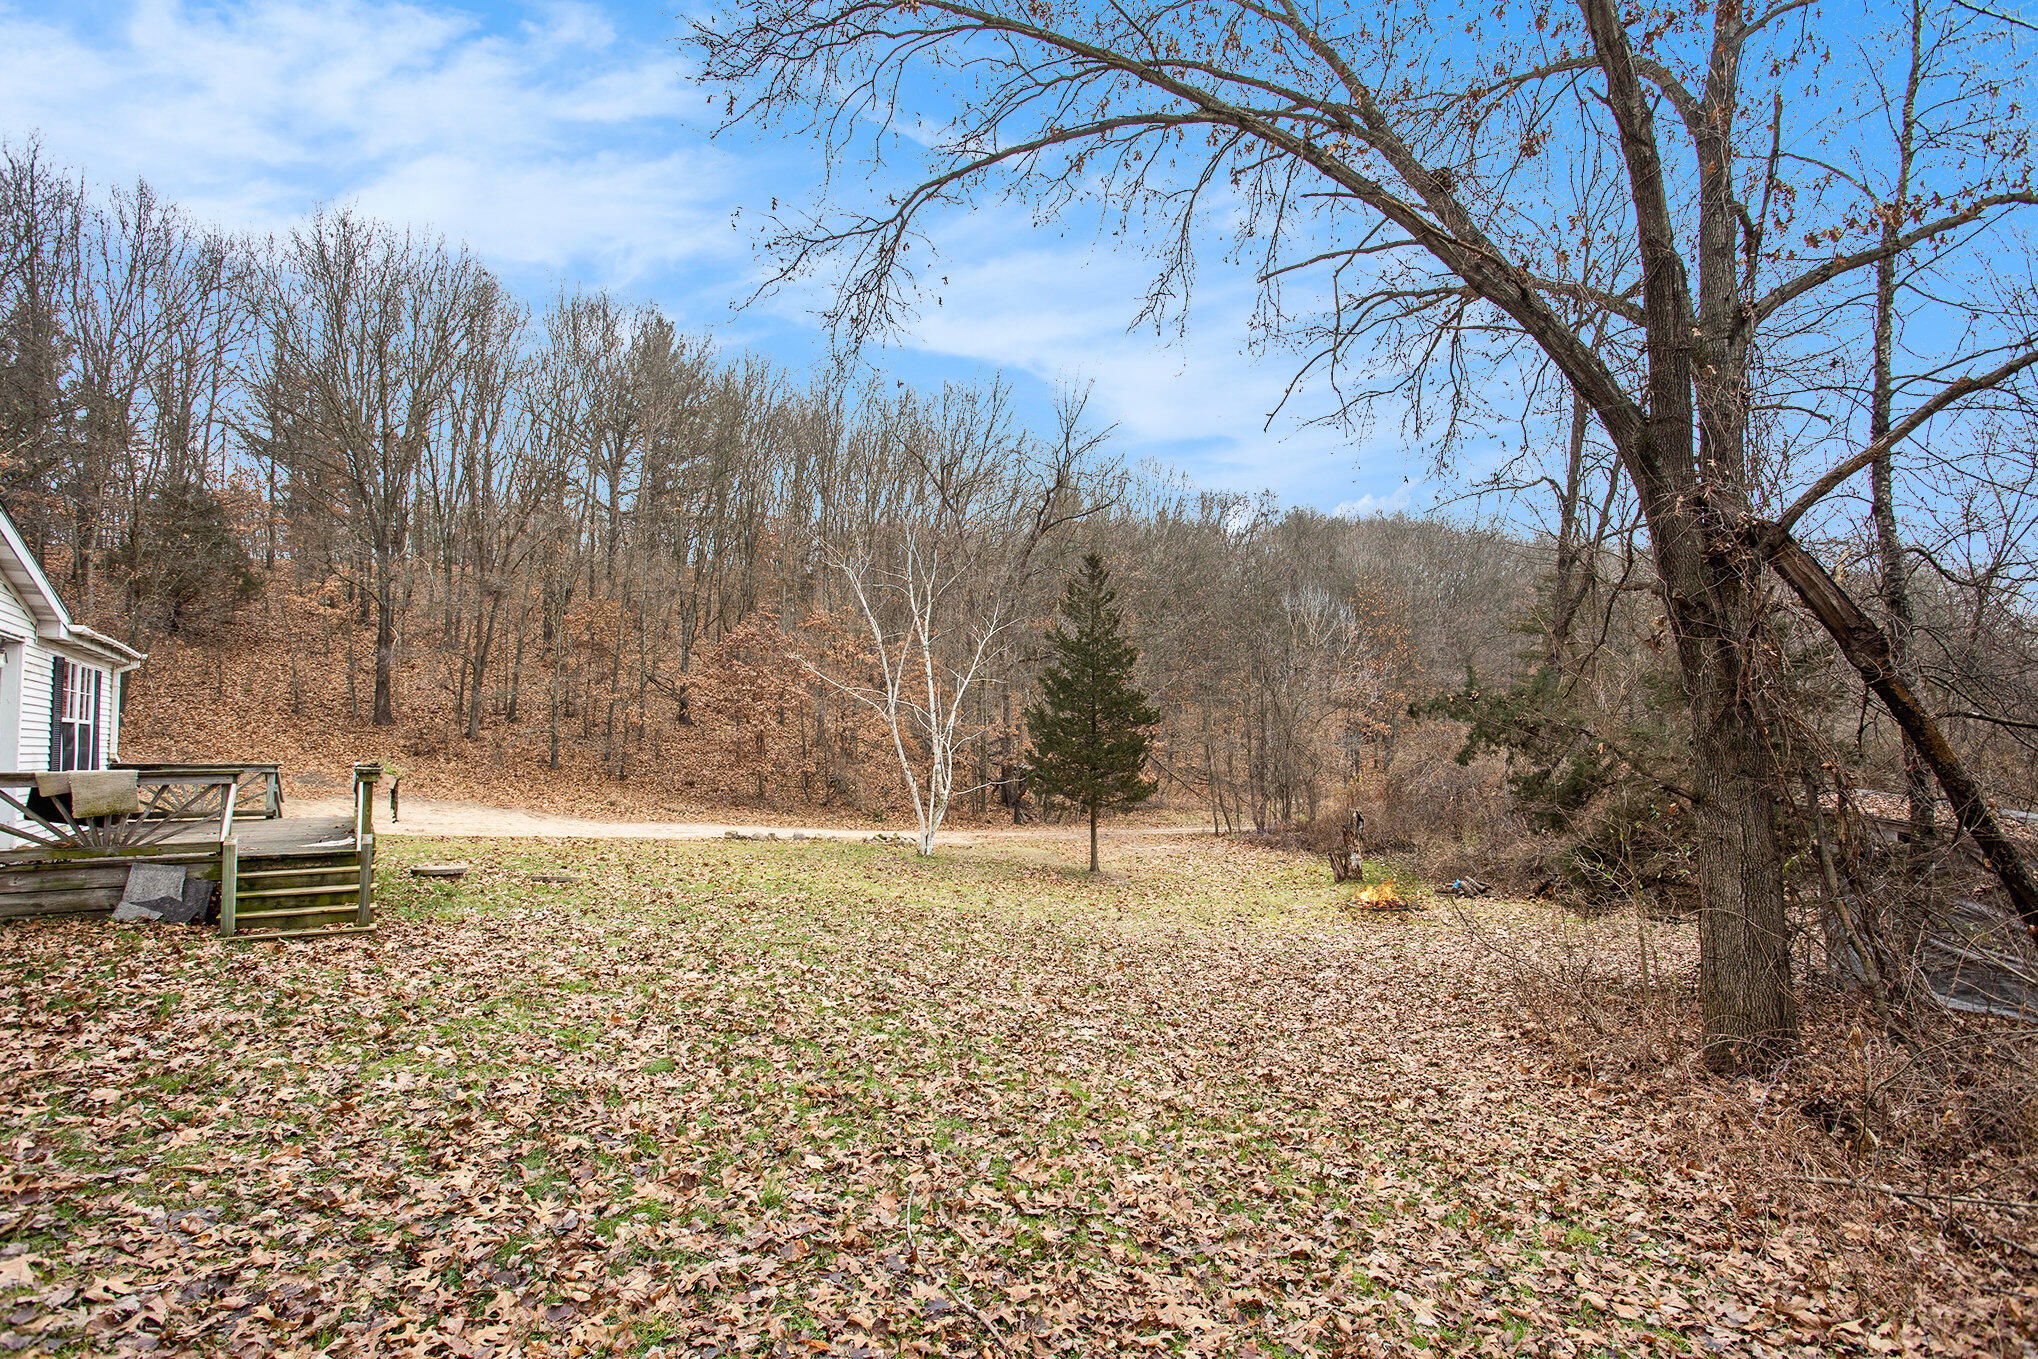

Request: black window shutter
left=48, top=657, right=65, bottom=769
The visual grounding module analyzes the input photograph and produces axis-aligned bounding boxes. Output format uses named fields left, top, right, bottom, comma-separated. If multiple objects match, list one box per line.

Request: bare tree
left=820, top=533, right=1013, bottom=853
left=804, top=382, right=1102, bottom=851
left=698, top=0, right=2038, bottom=1069
left=254, top=210, right=492, bottom=726
left=0, top=141, right=83, bottom=549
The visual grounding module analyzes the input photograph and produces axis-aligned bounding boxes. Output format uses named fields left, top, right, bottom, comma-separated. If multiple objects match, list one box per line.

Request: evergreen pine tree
left=1024, top=553, right=1160, bottom=872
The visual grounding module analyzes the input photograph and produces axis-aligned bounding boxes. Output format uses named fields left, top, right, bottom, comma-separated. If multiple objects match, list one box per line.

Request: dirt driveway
left=291, top=795, right=1206, bottom=846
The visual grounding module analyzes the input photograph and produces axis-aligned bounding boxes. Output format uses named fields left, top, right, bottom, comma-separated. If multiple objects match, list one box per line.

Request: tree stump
left=1328, top=808, right=1365, bottom=883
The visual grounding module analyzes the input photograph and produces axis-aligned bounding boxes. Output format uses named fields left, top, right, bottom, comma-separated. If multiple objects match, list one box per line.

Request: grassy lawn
left=0, top=834, right=2021, bottom=1356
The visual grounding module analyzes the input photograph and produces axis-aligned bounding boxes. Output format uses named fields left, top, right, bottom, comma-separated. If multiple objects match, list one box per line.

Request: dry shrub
left=1254, top=809, right=1353, bottom=857
left=1450, top=891, right=2038, bottom=1315
left=1349, top=738, right=1514, bottom=851
left=1248, top=738, right=1547, bottom=891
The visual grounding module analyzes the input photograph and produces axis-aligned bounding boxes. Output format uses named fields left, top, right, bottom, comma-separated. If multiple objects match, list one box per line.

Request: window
left=49, top=658, right=102, bottom=771
left=61, top=661, right=92, bottom=724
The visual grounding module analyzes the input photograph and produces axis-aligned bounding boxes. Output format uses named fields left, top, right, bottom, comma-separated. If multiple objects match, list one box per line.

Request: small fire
left=1353, top=879, right=1406, bottom=910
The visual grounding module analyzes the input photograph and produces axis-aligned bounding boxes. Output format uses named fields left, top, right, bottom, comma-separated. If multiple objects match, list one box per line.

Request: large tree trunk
left=1692, top=703, right=1798, bottom=1064
left=1652, top=504, right=1799, bottom=1069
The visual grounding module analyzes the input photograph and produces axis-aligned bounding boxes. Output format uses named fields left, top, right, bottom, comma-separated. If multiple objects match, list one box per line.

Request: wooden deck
left=162, top=814, right=356, bottom=859
left=2, top=814, right=355, bottom=866
left=0, top=765, right=381, bottom=939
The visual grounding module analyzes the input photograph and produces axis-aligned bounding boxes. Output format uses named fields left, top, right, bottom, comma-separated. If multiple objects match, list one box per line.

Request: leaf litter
left=0, top=836, right=2029, bottom=1356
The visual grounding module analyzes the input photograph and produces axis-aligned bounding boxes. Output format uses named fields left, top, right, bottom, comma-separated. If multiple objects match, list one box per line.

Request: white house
left=0, top=504, right=145, bottom=773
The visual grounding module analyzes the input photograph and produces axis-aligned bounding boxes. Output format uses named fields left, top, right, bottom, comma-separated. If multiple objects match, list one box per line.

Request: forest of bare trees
left=11, top=53, right=2038, bottom=1071
left=693, top=0, right=2038, bottom=1068
left=0, top=139, right=1536, bottom=841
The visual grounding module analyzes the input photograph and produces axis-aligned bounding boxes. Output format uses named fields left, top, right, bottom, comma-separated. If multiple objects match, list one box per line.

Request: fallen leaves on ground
left=0, top=836, right=2030, bottom=1356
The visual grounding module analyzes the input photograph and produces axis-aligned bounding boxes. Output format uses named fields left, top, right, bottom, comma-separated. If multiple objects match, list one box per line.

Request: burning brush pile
left=1349, top=879, right=1423, bottom=913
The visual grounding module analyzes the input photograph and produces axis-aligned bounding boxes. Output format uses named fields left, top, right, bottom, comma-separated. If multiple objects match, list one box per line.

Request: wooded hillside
left=7, top=138, right=2038, bottom=871
left=1, top=141, right=1538, bottom=822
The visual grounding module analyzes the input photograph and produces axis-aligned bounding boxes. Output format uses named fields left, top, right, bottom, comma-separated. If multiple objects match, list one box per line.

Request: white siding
left=0, top=571, right=31, bottom=640
left=0, top=574, right=45, bottom=772
left=17, top=645, right=50, bottom=772
left=104, top=672, right=120, bottom=765
left=0, top=590, right=123, bottom=773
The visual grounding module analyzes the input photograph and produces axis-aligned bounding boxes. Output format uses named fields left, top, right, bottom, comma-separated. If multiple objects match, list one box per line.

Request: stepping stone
left=410, top=864, right=468, bottom=880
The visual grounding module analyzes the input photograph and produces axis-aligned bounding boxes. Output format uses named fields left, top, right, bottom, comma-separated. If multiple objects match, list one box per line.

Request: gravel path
left=291, top=795, right=1205, bottom=845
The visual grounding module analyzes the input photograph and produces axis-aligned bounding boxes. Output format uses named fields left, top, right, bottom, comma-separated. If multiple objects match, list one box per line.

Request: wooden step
left=238, top=864, right=357, bottom=880
left=235, top=905, right=362, bottom=921
left=228, top=924, right=377, bottom=941
left=236, top=882, right=364, bottom=900
left=235, top=853, right=358, bottom=868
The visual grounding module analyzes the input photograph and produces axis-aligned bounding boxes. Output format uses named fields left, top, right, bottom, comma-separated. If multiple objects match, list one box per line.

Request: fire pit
left=1350, top=879, right=1419, bottom=912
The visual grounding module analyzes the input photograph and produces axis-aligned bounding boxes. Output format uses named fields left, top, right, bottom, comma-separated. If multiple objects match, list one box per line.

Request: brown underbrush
left=1450, top=889, right=2038, bottom=1352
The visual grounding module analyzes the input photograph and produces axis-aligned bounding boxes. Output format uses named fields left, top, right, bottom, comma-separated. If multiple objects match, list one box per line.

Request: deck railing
left=218, top=826, right=239, bottom=938
left=0, top=764, right=380, bottom=939
left=352, top=764, right=379, bottom=928
left=0, top=772, right=241, bottom=854
left=113, top=762, right=283, bottom=820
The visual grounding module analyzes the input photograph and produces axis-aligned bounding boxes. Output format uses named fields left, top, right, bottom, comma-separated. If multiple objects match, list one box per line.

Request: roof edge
left=65, top=624, right=147, bottom=670
left=0, top=504, right=72, bottom=634
left=0, top=505, right=147, bottom=671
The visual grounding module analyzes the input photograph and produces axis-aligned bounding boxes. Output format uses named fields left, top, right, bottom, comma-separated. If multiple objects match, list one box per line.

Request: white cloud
left=350, top=147, right=733, bottom=277
left=1333, top=487, right=1415, bottom=519
left=0, top=0, right=1434, bottom=510
left=853, top=207, right=1410, bottom=505
left=0, top=0, right=725, bottom=274
left=520, top=0, right=616, bottom=52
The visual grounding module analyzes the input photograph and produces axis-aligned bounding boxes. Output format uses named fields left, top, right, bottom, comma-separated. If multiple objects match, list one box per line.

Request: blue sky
left=0, top=0, right=1428, bottom=516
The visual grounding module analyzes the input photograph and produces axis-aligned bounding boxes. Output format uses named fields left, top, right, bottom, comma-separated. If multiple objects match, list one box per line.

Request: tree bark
left=465, top=582, right=499, bottom=741
left=1691, top=698, right=1798, bottom=1063
left=373, top=551, right=398, bottom=727
left=1089, top=801, right=1099, bottom=873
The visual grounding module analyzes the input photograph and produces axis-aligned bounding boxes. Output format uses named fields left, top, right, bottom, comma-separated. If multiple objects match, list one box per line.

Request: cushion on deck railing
left=68, top=771, right=140, bottom=817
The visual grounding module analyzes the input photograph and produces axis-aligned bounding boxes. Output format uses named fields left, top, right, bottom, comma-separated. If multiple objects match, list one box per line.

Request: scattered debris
left=410, top=863, right=468, bottom=880
left=1438, top=877, right=1491, bottom=899
left=112, top=863, right=186, bottom=923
